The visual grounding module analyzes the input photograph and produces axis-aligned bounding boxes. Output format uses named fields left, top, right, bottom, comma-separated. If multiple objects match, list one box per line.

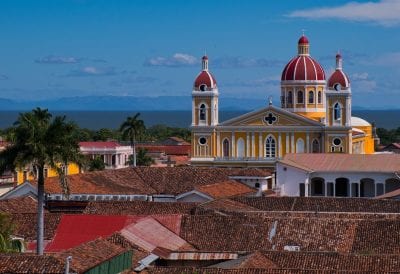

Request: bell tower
left=191, top=55, right=219, bottom=127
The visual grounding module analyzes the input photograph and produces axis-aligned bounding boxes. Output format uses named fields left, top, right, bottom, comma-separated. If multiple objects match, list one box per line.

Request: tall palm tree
left=0, top=108, right=81, bottom=255
left=119, top=113, right=145, bottom=167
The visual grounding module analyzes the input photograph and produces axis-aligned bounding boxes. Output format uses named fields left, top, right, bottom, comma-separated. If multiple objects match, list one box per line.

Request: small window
left=200, top=84, right=207, bottom=91
left=297, top=91, right=304, bottom=104
left=287, top=91, right=293, bottom=104
left=199, top=104, right=206, bottom=121
left=317, top=91, right=322, bottom=103
left=223, top=139, right=230, bottom=157
left=308, top=91, right=314, bottom=104
left=333, top=138, right=341, bottom=146
left=255, top=183, right=260, bottom=188
left=199, top=137, right=207, bottom=145
left=334, top=103, right=341, bottom=121
left=334, top=83, right=341, bottom=91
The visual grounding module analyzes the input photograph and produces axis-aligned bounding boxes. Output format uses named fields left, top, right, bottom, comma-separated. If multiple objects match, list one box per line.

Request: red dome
left=298, top=35, right=309, bottom=44
left=281, top=55, right=325, bottom=81
left=328, top=70, right=350, bottom=90
left=194, top=70, right=217, bottom=89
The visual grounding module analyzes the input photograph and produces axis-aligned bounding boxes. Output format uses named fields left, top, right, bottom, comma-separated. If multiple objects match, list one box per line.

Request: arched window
left=297, top=91, right=304, bottom=104
left=308, top=91, right=314, bottom=104
left=312, top=139, right=320, bottom=153
left=199, top=104, right=206, bottom=121
left=237, top=138, right=245, bottom=158
left=334, top=103, right=341, bottom=121
left=317, top=91, right=322, bottom=103
left=223, top=139, right=230, bottom=157
left=296, top=138, right=305, bottom=153
left=287, top=91, right=293, bottom=104
left=265, top=135, right=276, bottom=158
left=199, top=84, right=207, bottom=91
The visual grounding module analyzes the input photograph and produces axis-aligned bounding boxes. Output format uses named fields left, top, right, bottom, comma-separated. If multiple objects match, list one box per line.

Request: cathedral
left=190, top=35, right=377, bottom=167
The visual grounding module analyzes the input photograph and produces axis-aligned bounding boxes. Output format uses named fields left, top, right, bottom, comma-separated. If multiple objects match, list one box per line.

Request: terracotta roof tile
left=280, top=153, right=400, bottom=173
left=0, top=254, right=66, bottom=273
left=52, top=238, right=127, bottom=273
left=0, top=196, right=39, bottom=213
left=79, top=141, right=123, bottom=149
left=196, top=180, right=256, bottom=199
left=10, top=213, right=61, bottom=240
left=42, top=167, right=156, bottom=195
left=137, top=144, right=191, bottom=155
left=83, top=201, right=197, bottom=215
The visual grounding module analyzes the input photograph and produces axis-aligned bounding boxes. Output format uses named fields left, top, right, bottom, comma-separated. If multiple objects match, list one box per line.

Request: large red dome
left=281, top=55, right=325, bottom=81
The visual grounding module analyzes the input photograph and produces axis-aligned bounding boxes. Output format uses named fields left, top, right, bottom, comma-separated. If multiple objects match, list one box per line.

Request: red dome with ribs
left=298, top=35, right=309, bottom=44
left=194, top=70, right=217, bottom=89
left=281, top=56, right=325, bottom=81
left=328, top=69, right=350, bottom=89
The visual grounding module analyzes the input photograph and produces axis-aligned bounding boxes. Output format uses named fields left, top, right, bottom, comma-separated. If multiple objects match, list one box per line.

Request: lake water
left=0, top=110, right=399, bottom=130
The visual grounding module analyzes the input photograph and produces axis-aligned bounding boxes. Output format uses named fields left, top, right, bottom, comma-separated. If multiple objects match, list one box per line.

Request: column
left=216, top=132, right=220, bottom=157
left=324, top=182, right=327, bottom=197
left=291, top=133, right=295, bottom=153
left=246, top=132, right=250, bottom=157
left=210, top=97, right=215, bottom=126
left=278, top=133, right=282, bottom=158
left=231, top=132, right=236, bottom=158
left=333, top=182, right=336, bottom=197
left=349, top=182, right=352, bottom=197
left=305, top=177, right=309, bottom=197
left=358, top=183, right=360, bottom=198
left=251, top=132, right=255, bottom=157
left=374, top=183, right=377, bottom=197
left=259, top=132, right=263, bottom=158
left=306, top=133, right=310, bottom=153
left=286, top=133, right=290, bottom=153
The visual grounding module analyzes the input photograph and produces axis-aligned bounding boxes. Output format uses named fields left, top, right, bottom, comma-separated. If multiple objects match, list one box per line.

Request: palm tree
left=0, top=212, right=23, bottom=253
left=0, top=108, right=81, bottom=255
left=119, top=113, right=145, bottom=167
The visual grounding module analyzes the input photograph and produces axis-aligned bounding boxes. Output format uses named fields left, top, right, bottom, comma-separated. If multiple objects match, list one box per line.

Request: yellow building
left=16, top=163, right=80, bottom=184
left=191, top=35, right=377, bottom=167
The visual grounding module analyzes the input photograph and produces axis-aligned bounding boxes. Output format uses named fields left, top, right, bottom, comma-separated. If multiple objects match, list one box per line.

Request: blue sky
left=0, top=0, right=400, bottom=108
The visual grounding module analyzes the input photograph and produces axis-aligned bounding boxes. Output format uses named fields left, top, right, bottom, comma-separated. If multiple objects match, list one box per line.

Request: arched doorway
left=296, top=138, right=304, bottom=153
left=237, top=138, right=245, bottom=158
left=385, top=178, right=400, bottom=193
left=335, top=177, right=349, bottom=197
left=312, top=139, right=320, bottom=153
left=360, top=178, right=375, bottom=197
left=222, top=139, right=230, bottom=158
left=311, top=177, right=325, bottom=196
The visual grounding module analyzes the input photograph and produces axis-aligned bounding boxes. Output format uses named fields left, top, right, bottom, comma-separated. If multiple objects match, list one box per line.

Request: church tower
left=191, top=55, right=219, bottom=126
left=280, top=35, right=326, bottom=121
left=326, top=53, right=352, bottom=127
left=325, top=53, right=352, bottom=153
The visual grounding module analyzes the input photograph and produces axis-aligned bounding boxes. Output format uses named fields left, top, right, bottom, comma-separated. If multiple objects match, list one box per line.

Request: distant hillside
left=0, top=95, right=389, bottom=111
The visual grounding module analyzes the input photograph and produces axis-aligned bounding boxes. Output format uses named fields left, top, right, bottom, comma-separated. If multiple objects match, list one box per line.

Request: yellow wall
left=16, top=162, right=80, bottom=184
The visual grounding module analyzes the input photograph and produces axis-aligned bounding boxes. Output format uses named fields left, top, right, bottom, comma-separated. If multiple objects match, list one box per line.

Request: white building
left=276, top=153, right=400, bottom=197
left=79, top=141, right=132, bottom=169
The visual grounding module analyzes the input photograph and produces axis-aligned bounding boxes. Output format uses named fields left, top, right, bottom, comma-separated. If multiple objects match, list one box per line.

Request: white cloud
left=144, top=53, right=198, bottom=67
left=65, top=66, right=119, bottom=77
left=213, top=57, right=283, bottom=69
left=375, top=52, right=400, bottom=66
left=287, top=0, right=400, bottom=26
left=351, top=72, right=369, bottom=80
left=35, top=55, right=80, bottom=64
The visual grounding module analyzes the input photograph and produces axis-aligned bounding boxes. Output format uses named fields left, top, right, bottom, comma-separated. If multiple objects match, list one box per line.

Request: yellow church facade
left=191, top=35, right=376, bottom=167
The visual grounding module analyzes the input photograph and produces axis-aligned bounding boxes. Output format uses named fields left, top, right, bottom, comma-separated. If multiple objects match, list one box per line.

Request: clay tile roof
left=196, top=180, right=256, bottom=199
left=279, top=153, right=400, bottom=173
left=52, top=238, right=127, bottom=273
left=0, top=196, right=38, bottom=213
left=0, top=254, right=66, bottom=273
left=42, top=167, right=156, bottom=195
left=137, top=144, right=191, bottom=155
left=133, top=167, right=268, bottom=195
left=229, top=168, right=272, bottom=177
left=10, top=212, right=62, bottom=240
left=199, top=198, right=259, bottom=213
left=83, top=201, right=197, bottom=215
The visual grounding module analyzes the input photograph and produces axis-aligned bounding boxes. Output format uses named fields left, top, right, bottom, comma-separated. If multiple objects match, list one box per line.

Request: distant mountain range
left=0, top=96, right=389, bottom=111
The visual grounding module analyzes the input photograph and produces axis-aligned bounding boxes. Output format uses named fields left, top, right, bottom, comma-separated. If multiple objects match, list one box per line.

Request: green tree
left=128, top=148, right=153, bottom=166
left=119, top=113, right=145, bottom=167
left=0, top=213, right=23, bottom=253
left=88, top=156, right=106, bottom=171
left=0, top=108, right=81, bottom=255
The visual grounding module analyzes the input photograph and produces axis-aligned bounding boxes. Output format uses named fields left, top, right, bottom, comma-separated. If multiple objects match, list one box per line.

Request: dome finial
left=201, top=54, right=208, bottom=71
left=336, top=51, right=342, bottom=70
left=298, top=31, right=309, bottom=55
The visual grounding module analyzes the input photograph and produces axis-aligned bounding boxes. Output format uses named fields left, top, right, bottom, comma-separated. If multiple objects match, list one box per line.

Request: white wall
left=276, top=163, right=308, bottom=196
